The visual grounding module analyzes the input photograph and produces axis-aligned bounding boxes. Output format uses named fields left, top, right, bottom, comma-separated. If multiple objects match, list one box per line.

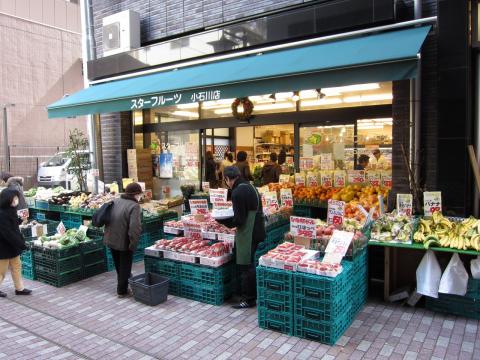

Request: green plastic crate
left=34, top=254, right=82, bottom=275
left=80, top=237, right=104, bottom=253
left=258, top=307, right=294, bottom=336
left=82, top=248, right=105, bottom=266
left=258, top=289, right=294, bottom=313
left=168, top=278, right=182, bottom=296
left=35, top=200, right=49, bottom=210
left=20, top=249, right=34, bottom=267
left=265, top=224, right=290, bottom=244
left=425, top=294, right=480, bottom=320
left=48, top=203, right=68, bottom=212
left=466, top=278, right=480, bottom=300
left=294, top=294, right=351, bottom=323
left=144, top=257, right=179, bottom=279
left=22, top=264, right=35, bottom=280
left=83, top=260, right=106, bottom=279
left=87, top=227, right=104, bottom=238
left=180, top=280, right=232, bottom=305
left=178, top=262, right=233, bottom=286
left=257, top=266, right=294, bottom=294
left=33, top=245, right=80, bottom=260
left=138, top=230, right=163, bottom=249
left=36, top=267, right=82, bottom=287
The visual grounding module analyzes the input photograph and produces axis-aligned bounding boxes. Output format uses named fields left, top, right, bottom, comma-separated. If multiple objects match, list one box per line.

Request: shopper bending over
left=234, top=151, right=253, bottom=182
left=221, top=166, right=266, bottom=308
left=261, top=152, right=281, bottom=185
left=355, top=154, right=370, bottom=171
left=0, top=189, right=32, bottom=297
left=103, top=183, right=142, bottom=298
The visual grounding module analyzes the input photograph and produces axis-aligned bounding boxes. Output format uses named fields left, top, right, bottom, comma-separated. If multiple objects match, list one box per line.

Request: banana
left=420, top=219, right=432, bottom=234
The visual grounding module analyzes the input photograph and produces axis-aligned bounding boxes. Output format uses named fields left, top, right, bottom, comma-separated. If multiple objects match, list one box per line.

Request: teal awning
left=48, top=25, right=431, bottom=118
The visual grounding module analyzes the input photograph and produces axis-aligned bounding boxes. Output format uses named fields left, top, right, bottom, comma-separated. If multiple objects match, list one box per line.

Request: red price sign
left=184, top=223, right=202, bottom=240
left=290, top=216, right=317, bottom=239
left=189, top=199, right=209, bottom=215
left=327, top=200, right=345, bottom=226
left=332, top=215, right=343, bottom=226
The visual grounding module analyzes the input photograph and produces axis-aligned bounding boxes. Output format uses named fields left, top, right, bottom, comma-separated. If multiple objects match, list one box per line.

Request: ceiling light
left=202, top=99, right=236, bottom=109
left=212, top=102, right=295, bottom=115
left=343, top=93, right=393, bottom=103
left=326, top=83, right=381, bottom=94
left=291, top=91, right=300, bottom=102
left=301, top=98, right=343, bottom=107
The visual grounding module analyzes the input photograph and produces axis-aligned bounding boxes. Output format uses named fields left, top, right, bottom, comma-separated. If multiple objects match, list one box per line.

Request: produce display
left=264, top=206, right=292, bottom=227
left=164, top=215, right=236, bottom=237
left=370, top=213, right=414, bottom=243
left=48, top=191, right=84, bottom=206
left=69, top=193, right=115, bottom=210
left=32, top=229, right=90, bottom=249
left=414, top=212, right=480, bottom=251
left=259, top=242, right=319, bottom=271
left=154, top=238, right=230, bottom=257
left=34, top=187, right=68, bottom=200
left=297, top=259, right=343, bottom=277
left=293, top=186, right=340, bottom=205
left=24, top=188, right=38, bottom=198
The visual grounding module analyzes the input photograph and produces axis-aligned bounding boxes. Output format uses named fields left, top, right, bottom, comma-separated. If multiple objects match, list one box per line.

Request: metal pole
left=2, top=106, right=9, bottom=172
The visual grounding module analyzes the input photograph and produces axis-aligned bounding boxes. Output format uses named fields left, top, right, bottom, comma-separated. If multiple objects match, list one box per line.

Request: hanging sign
left=290, top=216, right=317, bottom=239
left=367, top=171, right=381, bottom=187
left=321, top=171, right=333, bottom=188
left=307, top=174, right=319, bottom=187
left=327, top=200, right=345, bottom=227
left=295, top=173, right=305, bottom=186
left=184, top=222, right=203, bottom=240
left=334, top=171, right=346, bottom=187
left=347, top=170, right=366, bottom=184
left=57, top=222, right=66, bottom=235
left=279, top=174, right=290, bottom=184
left=397, top=194, right=413, bottom=216
left=202, top=182, right=210, bottom=193
left=280, top=188, right=293, bottom=207
left=209, top=188, right=228, bottom=204
left=424, top=191, right=442, bottom=217
left=322, top=230, right=354, bottom=264
left=159, top=153, right=173, bottom=178
left=381, top=172, right=392, bottom=188
left=189, top=199, right=209, bottom=215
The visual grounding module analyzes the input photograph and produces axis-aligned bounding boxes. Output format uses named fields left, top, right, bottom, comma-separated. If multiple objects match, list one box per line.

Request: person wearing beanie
left=103, top=182, right=143, bottom=297
left=4, top=175, right=27, bottom=210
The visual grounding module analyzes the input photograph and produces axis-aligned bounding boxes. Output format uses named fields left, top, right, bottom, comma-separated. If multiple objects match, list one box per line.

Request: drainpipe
left=80, top=0, right=99, bottom=193
left=413, top=0, right=422, bottom=201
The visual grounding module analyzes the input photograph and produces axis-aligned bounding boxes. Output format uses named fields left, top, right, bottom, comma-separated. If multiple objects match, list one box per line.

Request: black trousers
left=236, top=241, right=259, bottom=301
left=110, top=249, right=133, bottom=295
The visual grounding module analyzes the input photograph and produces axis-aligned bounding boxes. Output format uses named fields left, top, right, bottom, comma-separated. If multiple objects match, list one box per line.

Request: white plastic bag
left=439, top=253, right=468, bottom=296
left=471, top=256, right=480, bottom=279
left=416, top=250, right=442, bottom=298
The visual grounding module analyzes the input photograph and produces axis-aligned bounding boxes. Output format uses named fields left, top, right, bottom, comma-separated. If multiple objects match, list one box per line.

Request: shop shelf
left=60, top=212, right=83, bottom=224
left=258, top=288, right=294, bottom=313
left=425, top=294, right=480, bottom=320
left=178, top=262, right=233, bottom=286
left=67, top=207, right=95, bottom=216
left=34, top=254, right=82, bottom=275
left=80, top=237, right=104, bottom=254
left=83, top=260, right=106, bottom=279
left=82, top=248, right=105, bottom=266
left=36, top=267, right=82, bottom=288
left=144, top=257, right=179, bottom=279
left=257, top=266, right=294, bottom=294
left=258, top=307, right=294, bottom=336
left=29, top=209, right=47, bottom=222
left=22, top=263, right=35, bottom=280
left=294, top=310, right=353, bottom=345
left=48, top=203, right=68, bottom=212
left=180, top=280, right=232, bottom=305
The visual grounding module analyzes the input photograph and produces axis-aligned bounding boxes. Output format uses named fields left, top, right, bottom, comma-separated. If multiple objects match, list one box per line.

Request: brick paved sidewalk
left=0, top=262, right=479, bottom=360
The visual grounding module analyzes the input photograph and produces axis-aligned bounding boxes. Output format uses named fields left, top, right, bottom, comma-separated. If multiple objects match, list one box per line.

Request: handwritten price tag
left=209, top=188, right=227, bottom=203
left=189, top=199, right=209, bottom=215
left=202, top=182, right=210, bottom=193
left=347, top=170, right=366, bottom=184
left=279, top=174, right=290, bottom=184
left=57, top=222, right=66, bottom=235
left=323, top=230, right=354, bottom=263
left=265, top=191, right=279, bottom=209
left=290, top=216, right=317, bottom=239
left=334, top=171, right=346, bottom=187
left=212, top=201, right=232, bottom=210
left=307, top=174, right=319, bottom=187
left=424, top=191, right=442, bottom=217
left=280, top=188, right=293, bottom=207
left=184, top=222, right=203, bottom=240
left=321, top=172, right=333, bottom=188
left=381, top=172, right=392, bottom=188
left=327, top=199, right=345, bottom=226
left=295, top=173, right=305, bottom=186
left=397, top=194, right=413, bottom=216
left=367, top=171, right=381, bottom=187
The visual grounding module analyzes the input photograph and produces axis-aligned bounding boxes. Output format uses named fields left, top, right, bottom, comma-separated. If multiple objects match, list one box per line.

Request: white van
left=37, top=151, right=92, bottom=188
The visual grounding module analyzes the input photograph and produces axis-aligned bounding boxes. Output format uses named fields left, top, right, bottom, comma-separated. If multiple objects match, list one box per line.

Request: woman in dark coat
left=205, top=151, right=218, bottom=188
left=0, top=189, right=32, bottom=297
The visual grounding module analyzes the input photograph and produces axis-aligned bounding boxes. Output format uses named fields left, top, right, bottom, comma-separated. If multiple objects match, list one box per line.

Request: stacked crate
left=254, top=224, right=290, bottom=266
left=80, top=237, right=106, bottom=279
left=127, top=149, right=153, bottom=190
left=33, top=246, right=83, bottom=287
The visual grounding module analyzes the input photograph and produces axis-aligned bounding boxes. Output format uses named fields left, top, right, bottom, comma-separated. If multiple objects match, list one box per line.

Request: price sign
left=209, top=188, right=227, bottom=203
left=32, top=224, right=47, bottom=237
left=300, top=157, right=314, bottom=171
left=321, top=172, right=333, bottom=188
left=144, top=189, right=153, bottom=200
left=367, top=171, right=381, bottom=187
left=57, top=222, right=66, bottom=235
left=424, top=191, right=442, bottom=217
left=184, top=222, right=203, bottom=240
left=307, top=174, right=319, bottom=187
left=257, top=186, right=269, bottom=194
left=212, top=201, right=232, bottom=210
left=320, top=153, right=333, bottom=170
left=295, top=173, right=305, bottom=186
left=323, top=230, right=354, bottom=263
left=279, top=174, right=290, bottom=184
left=189, top=199, right=209, bottom=215
left=397, top=194, right=413, bottom=216
left=290, top=216, right=317, bottom=239
left=265, top=191, right=279, bottom=209
left=280, top=188, right=293, bottom=207
left=334, top=171, right=346, bottom=187
left=327, top=199, right=345, bottom=226
left=202, top=182, right=210, bottom=193
left=17, top=208, right=29, bottom=219
left=381, top=172, right=392, bottom=188
left=347, top=170, right=366, bottom=184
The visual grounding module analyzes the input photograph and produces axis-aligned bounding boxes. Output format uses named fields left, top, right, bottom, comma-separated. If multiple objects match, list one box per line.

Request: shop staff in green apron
left=221, top=166, right=266, bottom=309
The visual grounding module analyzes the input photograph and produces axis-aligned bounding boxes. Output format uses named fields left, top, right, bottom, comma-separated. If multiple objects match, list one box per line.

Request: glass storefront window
left=151, top=104, right=199, bottom=123
left=357, top=118, right=392, bottom=170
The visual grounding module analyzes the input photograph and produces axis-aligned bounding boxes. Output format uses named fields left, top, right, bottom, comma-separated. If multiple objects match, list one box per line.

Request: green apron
left=235, top=183, right=260, bottom=265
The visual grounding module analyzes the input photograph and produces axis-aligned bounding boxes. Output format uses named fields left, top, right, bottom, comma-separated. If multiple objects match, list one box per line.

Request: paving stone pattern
left=0, top=262, right=479, bottom=360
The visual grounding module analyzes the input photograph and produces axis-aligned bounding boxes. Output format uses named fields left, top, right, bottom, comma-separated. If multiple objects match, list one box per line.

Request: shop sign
left=279, top=174, right=290, bottom=184
left=321, top=172, right=333, bottom=188
left=424, top=191, right=442, bottom=217
left=397, top=194, right=413, bottom=216
left=347, top=170, right=366, bottom=184
left=189, top=199, right=209, bottom=215
left=322, top=230, right=354, bottom=264
left=265, top=191, right=279, bottom=209
left=57, top=222, right=66, bottom=235
left=300, top=157, right=314, bottom=171
left=320, top=153, right=333, bottom=170
left=307, top=174, right=319, bottom=187
left=295, top=173, right=305, bottom=186
left=184, top=222, right=203, bottom=240
left=280, top=188, right=293, bottom=207
left=202, top=182, right=210, bottom=193
left=327, top=199, right=345, bottom=226
left=130, top=90, right=222, bottom=110
left=212, top=201, right=232, bottom=210
left=334, top=171, right=346, bottom=187
left=209, top=188, right=227, bottom=203
left=159, top=153, right=173, bottom=178
left=367, top=171, right=381, bottom=187
left=381, top=172, right=392, bottom=187
left=290, top=216, right=317, bottom=239
left=17, top=208, right=29, bottom=219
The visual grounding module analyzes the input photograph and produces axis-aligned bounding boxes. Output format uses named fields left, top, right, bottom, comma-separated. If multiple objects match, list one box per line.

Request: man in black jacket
left=222, top=166, right=266, bottom=308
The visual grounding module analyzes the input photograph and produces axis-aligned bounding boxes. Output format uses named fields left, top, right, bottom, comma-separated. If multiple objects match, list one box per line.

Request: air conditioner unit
left=102, top=10, right=140, bottom=57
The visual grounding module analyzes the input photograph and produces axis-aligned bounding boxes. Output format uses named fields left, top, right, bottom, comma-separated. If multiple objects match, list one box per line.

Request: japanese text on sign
left=424, top=191, right=442, bottom=217
left=265, top=192, right=279, bottom=209
left=321, top=172, right=333, bottom=188
left=381, top=172, right=392, bottom=188
left=323, top=230, right=354, bottom=264
left=367, top=171, right=381, bottom=187
left=280, top=188, right=293, bottom=207
left=334, top=171, right=346, bottom=187
left=202, top=182, right=210, bottom=193
left=295, top=173, right=305, bottom=186
left=130, top=90, right=221, bottom=110
left=397, top=194, right=413, bottom=216
left=184, top=222, right=202, bottom=240
left=290, top=216, right=317, bottom=239
left=279, top=174, right=290, bottom=184
left=307, top=174, right=319, bottom=187
left=299, top=157, right=314, bottom=171
left=347, top=170, right=366, bottom=184
left=209, top=188, right=228, bottom=204
left=327, top=199, right=345, bottom=226
left=189, top=199, right=209, bottom=215
left=212, top=201, right=232, bottom=210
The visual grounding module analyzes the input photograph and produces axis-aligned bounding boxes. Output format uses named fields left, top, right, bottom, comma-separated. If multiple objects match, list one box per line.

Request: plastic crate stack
left=257, top=248, right=368, bottom=345
left=425, top=278, right=480, bottom=319
left=80, top=236, right=106, bottom=279
left=144, top=256, right=234, bottom=305
left=255, top=223, right=290, bottom=266
left=33, top=246, right=83, bottom=287
left=60, top=212, right=84, bottom=230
